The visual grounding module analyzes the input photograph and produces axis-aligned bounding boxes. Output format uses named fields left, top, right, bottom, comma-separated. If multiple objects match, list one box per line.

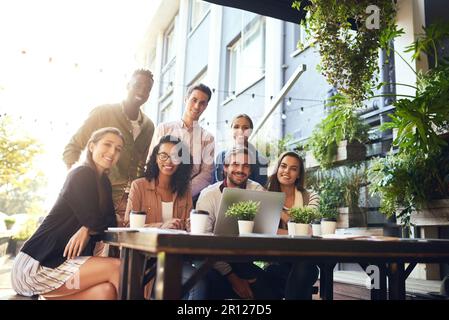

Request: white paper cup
left=129, top=211, right=146, bottom=228
left=190, top=211, right=209, bottom=234
left=287, top=222, right=296, bottom=236
left=238, top=220, right=254, bottom=235
left=312, top=224, right=322, bottom=236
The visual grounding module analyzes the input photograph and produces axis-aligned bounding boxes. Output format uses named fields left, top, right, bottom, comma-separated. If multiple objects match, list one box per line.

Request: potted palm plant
left=336, top=165, right=368, bottom=228
left=225, top=200, right=260, bottom=235
left=318, top=178, right=341, bottom=235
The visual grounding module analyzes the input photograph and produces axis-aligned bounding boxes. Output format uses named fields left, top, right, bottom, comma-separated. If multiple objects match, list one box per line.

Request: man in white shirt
left=149, top=83, right=214, bottom=203
left=196, top=147, right=275, bottom=299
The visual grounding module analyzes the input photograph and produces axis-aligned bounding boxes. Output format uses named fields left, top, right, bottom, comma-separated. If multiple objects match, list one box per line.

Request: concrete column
left=145, top=32, right=164, bottom=124
left=394, top=0, right=427, bottom=98
left=203, top=4, right=223, bottom=142
left=172, top=0, right=189, bottom=118
left=263, top=17, right=283, bottom=143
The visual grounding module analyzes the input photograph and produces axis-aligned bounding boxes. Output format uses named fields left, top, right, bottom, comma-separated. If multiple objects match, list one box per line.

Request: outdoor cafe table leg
left=118, top=247, right=129, bottom=300
left=387, top=262, right=406, bottom=300
left=371, top=264, right=387, bottom=300
left=154, top=252, right=183, bottom=300
left=320, top=263, right=336, bottom=300
left=360, top=263, right=387, bottom=300
left=127, top=249, right=146, bottom=300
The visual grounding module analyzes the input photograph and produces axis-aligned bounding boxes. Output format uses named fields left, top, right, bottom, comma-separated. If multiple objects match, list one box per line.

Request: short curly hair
left=132, top=69, right=154, bottom=84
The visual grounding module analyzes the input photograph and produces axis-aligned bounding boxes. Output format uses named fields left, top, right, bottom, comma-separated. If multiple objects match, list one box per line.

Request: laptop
left=214, top=188, right=285, bottom=236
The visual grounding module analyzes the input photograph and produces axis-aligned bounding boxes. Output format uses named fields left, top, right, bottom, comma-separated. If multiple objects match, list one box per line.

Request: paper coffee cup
left=130, top=211, right=146, bottom=228
left=190, top=210, right=209, bottom=234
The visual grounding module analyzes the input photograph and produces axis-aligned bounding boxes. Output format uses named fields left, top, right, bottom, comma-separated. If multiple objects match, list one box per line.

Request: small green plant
left=226, top=200, right=260, bottom=221
left=4, top=217, right=16, bottom=230
left=290, top=207, right=319, bottom=224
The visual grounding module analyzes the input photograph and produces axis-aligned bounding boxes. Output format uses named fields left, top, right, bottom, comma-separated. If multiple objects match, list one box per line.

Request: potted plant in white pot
left=225, top=200, right=260, bottom=235
left=318, top=178, right=340, bottom=235
left=4, top=217, right=16, bottom=230
left=289, top=207, right=318, bottom=236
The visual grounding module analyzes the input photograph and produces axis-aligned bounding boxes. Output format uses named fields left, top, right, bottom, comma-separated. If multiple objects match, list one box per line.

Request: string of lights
left=8, top=49, right=326, bottom=104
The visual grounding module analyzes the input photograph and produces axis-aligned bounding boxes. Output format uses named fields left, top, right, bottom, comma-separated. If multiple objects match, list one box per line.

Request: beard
left=227, top=173, right=248, bottom=188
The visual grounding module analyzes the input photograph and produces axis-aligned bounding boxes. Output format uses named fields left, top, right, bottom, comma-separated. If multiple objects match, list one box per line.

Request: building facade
left=137, top=0, right=449, bottom=281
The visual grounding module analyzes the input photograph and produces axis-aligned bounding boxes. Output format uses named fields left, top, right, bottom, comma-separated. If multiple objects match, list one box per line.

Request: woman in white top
left=125, top=135, right=206, bottom=299
left=265, top=151, right=320, bottom=300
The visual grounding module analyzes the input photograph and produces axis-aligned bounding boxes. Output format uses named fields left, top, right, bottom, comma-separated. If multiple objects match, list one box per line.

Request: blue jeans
left=183, top=262, right=207, bottom=300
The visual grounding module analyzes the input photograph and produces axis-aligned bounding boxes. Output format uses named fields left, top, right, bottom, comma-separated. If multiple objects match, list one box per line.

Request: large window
left=226, top=17, right=265, bottom=95
left=189, top=0, right=209, bottom=32
left=160, top=18, right=177, bottom=97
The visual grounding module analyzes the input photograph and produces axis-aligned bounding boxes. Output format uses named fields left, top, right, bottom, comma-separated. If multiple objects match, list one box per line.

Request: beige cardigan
left=124, top=177, right=192, bottom=227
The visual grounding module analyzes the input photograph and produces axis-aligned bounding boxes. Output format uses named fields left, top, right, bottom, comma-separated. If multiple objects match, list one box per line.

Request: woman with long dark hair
left=266, top=151, right=319, bottom=233
left=124, top=135, right=193, bottom=229
left=124, top=135, right=206, bottom=299
left=11, top=127, right=124, bottom=299
left=265, top=151, right=319, bottom=300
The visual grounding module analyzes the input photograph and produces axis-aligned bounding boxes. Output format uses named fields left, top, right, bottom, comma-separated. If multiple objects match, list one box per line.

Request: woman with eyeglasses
left=124, top=135, right=192, bottom=230
left=124, top=135, right=205, bottom=299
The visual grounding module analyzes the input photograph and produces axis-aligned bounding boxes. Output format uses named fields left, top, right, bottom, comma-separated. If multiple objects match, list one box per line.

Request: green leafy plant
left=317, top=177, right=342, bottom=220
left=3, top=216, right=16, bottom=229
left=368, top=22, right=449, bottom=227
left=307, top=98, right=370, bottom=169
left=290, top=207, right=320, bottom=224
left=225, top=200, right=260, bottom=221
left=337, top=165, right=367, bottom=208
left=292, top=0, right=399, bottom=105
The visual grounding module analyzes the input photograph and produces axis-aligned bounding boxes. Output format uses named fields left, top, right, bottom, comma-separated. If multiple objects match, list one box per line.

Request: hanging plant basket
left=305, top=140, right=366, bottom=169
left=293, top=0, right=399, bottom=106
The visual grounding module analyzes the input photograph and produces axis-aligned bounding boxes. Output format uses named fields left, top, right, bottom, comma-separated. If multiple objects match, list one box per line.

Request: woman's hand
left=63, top=226, right=91, bottom=260
left=160, top=218, right=183, bottom=229
left=280, top=211, right=290, bottom=228
left=226, top=273, right=255, bottom=299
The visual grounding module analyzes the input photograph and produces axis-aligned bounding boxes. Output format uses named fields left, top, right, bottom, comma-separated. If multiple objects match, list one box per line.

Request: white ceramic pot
left=321, top=220, right=337, bottom=235
left=294, top=223, right=310, bottom=236
left=287, top=222, right=296, bottom=236
left=238, top=220, right=254, bottom=235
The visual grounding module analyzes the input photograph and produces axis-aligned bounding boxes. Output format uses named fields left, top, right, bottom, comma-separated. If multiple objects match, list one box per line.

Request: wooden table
left=104, top=230, right=449, bottom=300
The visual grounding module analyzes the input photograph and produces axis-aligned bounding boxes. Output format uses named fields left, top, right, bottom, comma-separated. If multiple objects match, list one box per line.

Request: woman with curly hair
left=124, top=135, right=205, bottom=299
left=124, top=135, right=193, bottom=230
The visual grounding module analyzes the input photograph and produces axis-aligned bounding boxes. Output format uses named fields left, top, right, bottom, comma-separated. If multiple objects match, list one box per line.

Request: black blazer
left=21, top=165, right=116, bottom=268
